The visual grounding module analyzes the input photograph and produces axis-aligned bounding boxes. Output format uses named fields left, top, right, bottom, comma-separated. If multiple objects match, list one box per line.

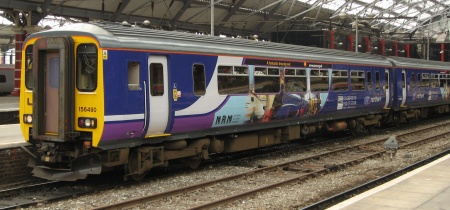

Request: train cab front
left=20, top=35, right=104, bottom=181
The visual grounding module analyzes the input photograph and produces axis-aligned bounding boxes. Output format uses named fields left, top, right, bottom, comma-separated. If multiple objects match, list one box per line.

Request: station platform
left=0, top=96, right=19, bottom=112
left=328, top=153, right=450, bottom=210
left=0, top=124, right=28, bottom=149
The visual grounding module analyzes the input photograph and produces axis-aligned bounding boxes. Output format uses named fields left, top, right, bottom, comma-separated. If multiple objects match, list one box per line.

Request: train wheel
left=127, top=149, right=148, bottom=181
left=186, top=157, right=202, bottom=169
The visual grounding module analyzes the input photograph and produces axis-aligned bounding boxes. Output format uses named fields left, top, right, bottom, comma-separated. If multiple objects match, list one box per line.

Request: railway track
left=1, top=117, right=448, bottom=209
left=303, top=148, right=450, bottom=210
left=91, top=122, right=450, bottom=209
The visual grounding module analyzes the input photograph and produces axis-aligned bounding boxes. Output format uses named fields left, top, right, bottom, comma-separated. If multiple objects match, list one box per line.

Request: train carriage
left=19, top=22, right=450, bottom=181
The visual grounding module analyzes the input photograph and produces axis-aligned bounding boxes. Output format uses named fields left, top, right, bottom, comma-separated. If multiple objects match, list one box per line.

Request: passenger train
left=19, top=22, right=450, bottom=181
left=0, top=64, right=14, bottom=95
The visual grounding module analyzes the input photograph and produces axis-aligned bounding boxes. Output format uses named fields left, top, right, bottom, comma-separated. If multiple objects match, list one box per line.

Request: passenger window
left=431, top=74, right=439, bottom=88
left=217, top=66, right=249, bottom=95
left=412, top=73, right=416, bottom=88
left=193, top=64, right=206, bottom=96
left=375, top=72, right=380, bottom=90
left=385, top=72, right=389, bottom=90
left=350, top=71, right=365, bottom=91
left=76, top=44, right=97, bottom=91
left=0, top=75, right=5, bottom=83
left=254, top=67, right=280, bottom=93
left=332, top=70, right=348, bottom=92
left=285, top=68, right=307, bottom=92
left=25, top=45, right=34, bottom=90
left=128, top=62, right=140, bottom=90
left=439, top=74, right=446, bottom=87
left=422, top=73, right=430, bottom=87
left=417, top=73, right=422, bottom=87
left=310, top=69, right=329, bottom=92
left=367, top=72, right=372, bottom=90
left=150, top=63, right=164, bottom=96
left=402, top=72, right=406, bottom=88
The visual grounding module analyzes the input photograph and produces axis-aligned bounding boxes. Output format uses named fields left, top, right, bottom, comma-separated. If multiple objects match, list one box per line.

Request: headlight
left=23, top=114, right=33, bottom=124
left=78, top=117, right=97, bottom=128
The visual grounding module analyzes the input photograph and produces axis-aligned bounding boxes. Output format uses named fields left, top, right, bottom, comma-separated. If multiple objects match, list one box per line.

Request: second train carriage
left=19, top=22, right=450, bottom=181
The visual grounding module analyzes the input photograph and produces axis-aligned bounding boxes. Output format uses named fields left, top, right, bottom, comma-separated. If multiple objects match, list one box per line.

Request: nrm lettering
left=216, top=115, right=233, bottom=124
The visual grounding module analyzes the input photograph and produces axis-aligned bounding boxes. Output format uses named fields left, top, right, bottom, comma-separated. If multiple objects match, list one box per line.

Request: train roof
left=386, top=56, right=450, bottom=71
left=27, top=22, right=448, bottom=70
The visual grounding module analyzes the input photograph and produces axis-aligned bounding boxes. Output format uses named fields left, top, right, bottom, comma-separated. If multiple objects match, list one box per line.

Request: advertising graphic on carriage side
left=337, top=95, right=357, bottom=110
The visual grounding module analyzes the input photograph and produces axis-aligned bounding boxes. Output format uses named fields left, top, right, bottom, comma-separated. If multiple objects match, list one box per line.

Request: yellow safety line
left=145, top=133, right=171, bottom=138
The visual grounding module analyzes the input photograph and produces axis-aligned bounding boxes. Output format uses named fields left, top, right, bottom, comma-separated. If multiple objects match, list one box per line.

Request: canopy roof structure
left=0, top=0, right=449, bottom=51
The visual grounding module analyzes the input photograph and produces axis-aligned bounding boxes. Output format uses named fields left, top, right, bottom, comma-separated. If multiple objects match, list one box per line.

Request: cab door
left=145, top=56, right=169, bottom=136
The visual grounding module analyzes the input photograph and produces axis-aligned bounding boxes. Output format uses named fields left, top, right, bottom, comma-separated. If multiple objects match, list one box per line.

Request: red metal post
left=394, top=41, right=398, bottom=57
left=348, top=34, right=353, bottom=52
left=364, top=36, right=370, bottom=53
left=405, top=44, right=410, bottom=58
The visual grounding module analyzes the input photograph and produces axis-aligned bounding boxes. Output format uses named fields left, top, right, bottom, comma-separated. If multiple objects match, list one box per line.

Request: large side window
left=285, top=68, right=307, bottom=92
left=350, top=70, right=365, bottom=91
left=25, top=45, right=33, bottom=90
left=254, top=67, right=280, bottom=93
left=150, top=63, right=164, bottom=96
left=217, top=66, right=249, bottom=94
left=128, top=62, right=140, bottom=90
left=76, top=44, right=97, bottom=91
left=193, top=64, right=205, bottom=96
left=310, top=69, right=329, bottom=92
left=331, top=70, right=348, bottom=92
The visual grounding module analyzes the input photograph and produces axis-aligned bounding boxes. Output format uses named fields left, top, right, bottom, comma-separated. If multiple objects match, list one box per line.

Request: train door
left=44, top=52, right=59, bottom=134
left=400, top=69, right=407, bottom=107
left=384, top=69, right=390, bottom=108
left=32, top=37, right=74, bottom=141
left=145, top=56, right=169, bottom=135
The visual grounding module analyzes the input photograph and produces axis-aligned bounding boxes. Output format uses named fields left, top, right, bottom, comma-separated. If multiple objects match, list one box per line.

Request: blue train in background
left=19, top=22, right=450, bottom=181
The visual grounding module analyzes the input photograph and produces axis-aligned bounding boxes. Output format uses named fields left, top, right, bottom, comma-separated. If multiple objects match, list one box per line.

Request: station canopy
left=0, top=0, right=449, bottom=50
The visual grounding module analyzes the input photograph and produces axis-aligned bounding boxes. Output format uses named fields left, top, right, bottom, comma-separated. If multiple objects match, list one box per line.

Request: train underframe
left=29, top=104, right=450, bottom=181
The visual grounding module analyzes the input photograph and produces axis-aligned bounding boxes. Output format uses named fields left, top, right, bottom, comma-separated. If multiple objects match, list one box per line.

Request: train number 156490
left=78, top=107, right=97, bottom=112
